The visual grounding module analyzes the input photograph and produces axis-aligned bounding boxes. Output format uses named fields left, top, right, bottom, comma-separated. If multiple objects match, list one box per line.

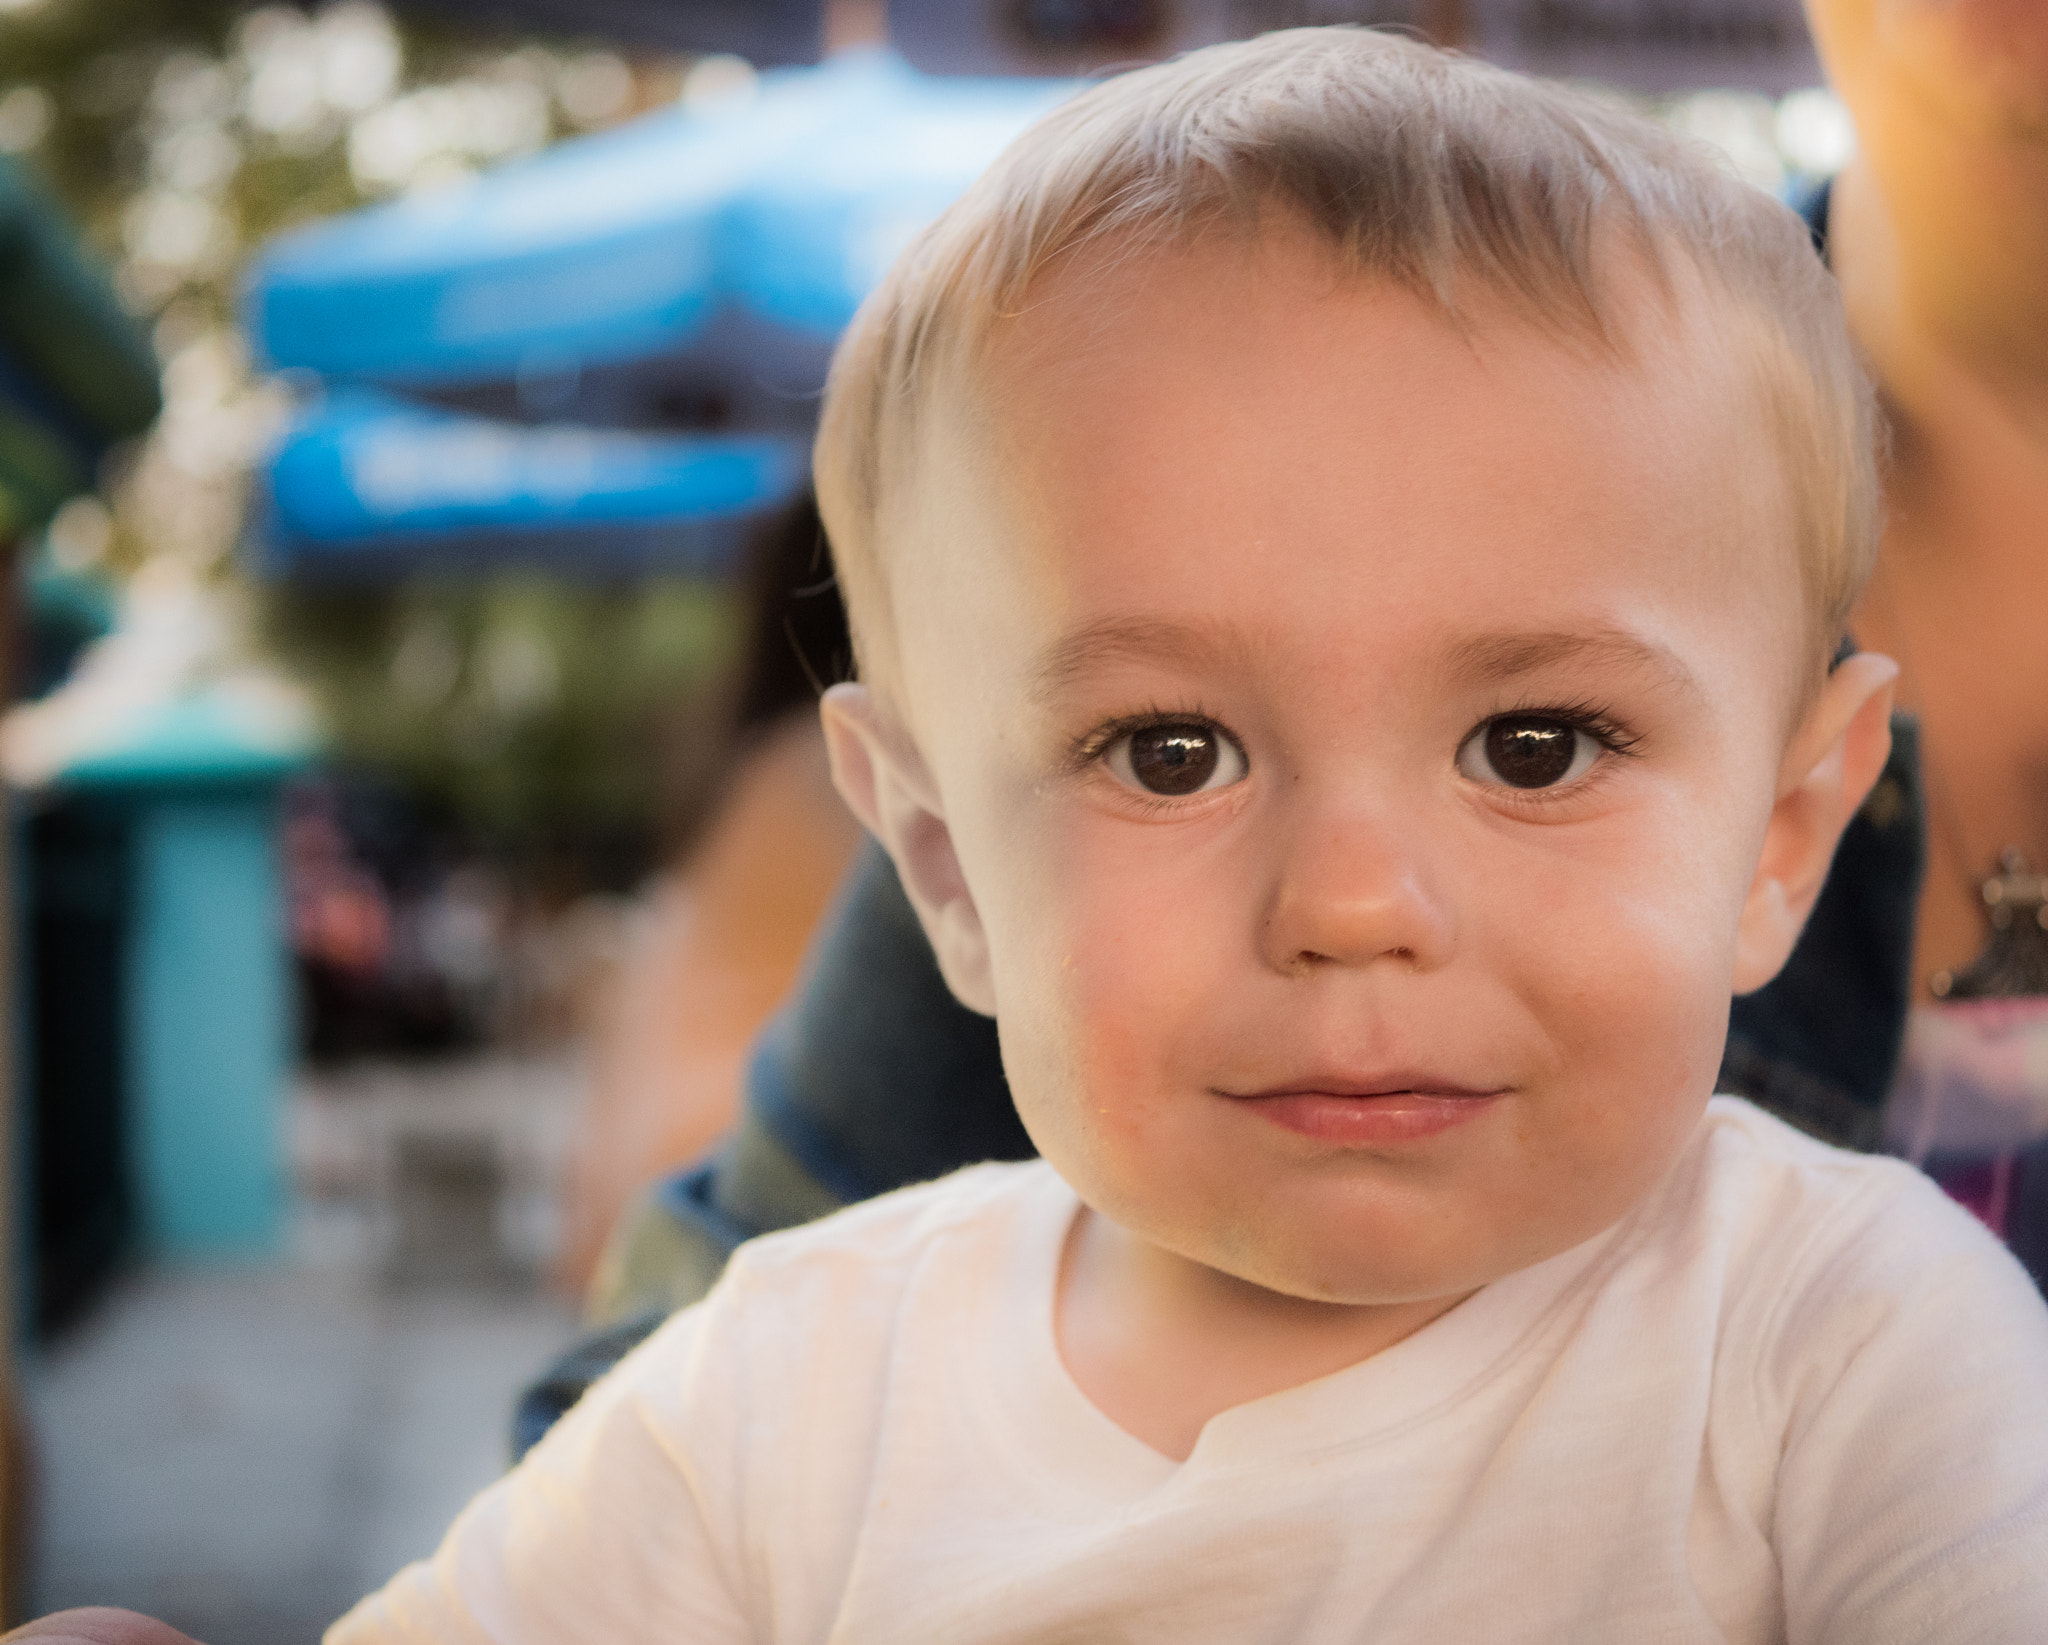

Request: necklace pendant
left=1933, top=850, right=2048, bottom=1001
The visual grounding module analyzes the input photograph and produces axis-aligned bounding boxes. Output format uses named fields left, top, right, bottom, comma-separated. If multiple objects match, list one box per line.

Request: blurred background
left=0, top=0, right=1854, bottom=1636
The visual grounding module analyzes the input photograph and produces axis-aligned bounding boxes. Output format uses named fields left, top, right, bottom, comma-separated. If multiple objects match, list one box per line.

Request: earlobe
left=1731, top=652, right=1899, bottom=993
left=818, top=683, right=999, bottom=1015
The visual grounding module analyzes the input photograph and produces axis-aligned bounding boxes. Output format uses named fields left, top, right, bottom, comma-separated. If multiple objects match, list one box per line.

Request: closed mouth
left=1217, top=1078, right=1510, bottom=1144
left=1221, top=1076, right=1507, bottom=1103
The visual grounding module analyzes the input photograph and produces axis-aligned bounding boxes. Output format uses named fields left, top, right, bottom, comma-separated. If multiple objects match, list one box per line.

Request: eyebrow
left=1443, top=629, right=1700, bottom=696
left=1031, top=617, right=1247, bottom=702
left=1032, top=617, right=1701, bottom=703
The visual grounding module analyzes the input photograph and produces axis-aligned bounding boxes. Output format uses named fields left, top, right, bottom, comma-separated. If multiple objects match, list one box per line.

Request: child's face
left=834, top=229, right=1863, bottom=1306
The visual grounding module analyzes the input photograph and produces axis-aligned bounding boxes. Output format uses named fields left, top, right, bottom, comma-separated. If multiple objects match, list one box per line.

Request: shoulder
left=1674, top=1096, right=2048, bottom=1411
left=1684, top=1094, right=2014, bottom=1279
left=1676, top=1095, right=2028, bottom=1305
left=577, top=1160, right=1063, bottom=1482
left=1673, top=1113, right=2048, bottom=1634
left=619, top=1159, right=1063, bottom=1376
left=726, top=1157, right=1059, bottom=1284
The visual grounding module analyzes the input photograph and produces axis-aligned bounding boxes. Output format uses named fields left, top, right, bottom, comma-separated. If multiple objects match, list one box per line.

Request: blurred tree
left=264, top=574, right=738, bottom=868
left=0, top=0, right=737, bottom=877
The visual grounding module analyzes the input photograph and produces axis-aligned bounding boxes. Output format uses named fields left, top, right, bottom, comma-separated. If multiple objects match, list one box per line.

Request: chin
left=1206, top=1209, right=1519, bottom=1308
left=1265, top=1254, right=1503, bottom=1310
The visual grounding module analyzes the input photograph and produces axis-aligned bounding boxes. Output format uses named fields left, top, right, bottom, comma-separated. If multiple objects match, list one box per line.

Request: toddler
left=334, top=28, right=2048, bottom=1642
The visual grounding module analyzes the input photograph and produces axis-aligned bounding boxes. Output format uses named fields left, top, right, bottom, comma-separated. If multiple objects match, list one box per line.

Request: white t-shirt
left=331, top=1097, right=2048, bottom=1644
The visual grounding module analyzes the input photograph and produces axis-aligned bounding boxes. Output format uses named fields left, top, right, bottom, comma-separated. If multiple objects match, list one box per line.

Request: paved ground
left=21, top=1052, right=585, bottom=1643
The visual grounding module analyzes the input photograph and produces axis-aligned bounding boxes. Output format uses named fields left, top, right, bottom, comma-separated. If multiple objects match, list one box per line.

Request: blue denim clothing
left=1721, top=717, right=1923, bottom=1150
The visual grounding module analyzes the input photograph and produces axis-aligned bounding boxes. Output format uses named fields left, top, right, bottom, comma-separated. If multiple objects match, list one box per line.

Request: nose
left=1256, top=792, right=1456, bottom=977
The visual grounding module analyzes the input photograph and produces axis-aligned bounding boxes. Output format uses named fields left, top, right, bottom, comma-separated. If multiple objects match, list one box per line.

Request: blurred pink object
left=1887, top=998, right=2048, bottom=1162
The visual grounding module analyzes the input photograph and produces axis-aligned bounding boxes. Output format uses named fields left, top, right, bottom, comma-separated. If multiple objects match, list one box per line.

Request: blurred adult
left=534, top=0, right=2048, bottom=1427
left=1817, top=0, right=2048, bottom=992
left=1810, top=0, right=2048, bottom=1240
left=556, top=496, right=862, bottom=1291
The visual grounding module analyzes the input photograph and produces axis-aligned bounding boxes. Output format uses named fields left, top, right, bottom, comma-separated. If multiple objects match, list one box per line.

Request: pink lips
left=1224, top=1075, right=1507, bottom=1145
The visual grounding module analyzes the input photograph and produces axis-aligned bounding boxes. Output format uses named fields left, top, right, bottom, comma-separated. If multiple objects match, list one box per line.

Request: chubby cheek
left=971, top=798, right=1243, bottom=1203
left=1486, top=810, right=1745, bottom=1225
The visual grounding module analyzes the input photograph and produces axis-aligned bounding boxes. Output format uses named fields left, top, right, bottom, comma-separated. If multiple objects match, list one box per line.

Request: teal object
left=25, top=558, right=116, bottom=651
left=56, top=690, right=314, bottom=1255
left=24, top=552, right=118, bottom=697
left=125, top=794, right=290, bottom=1251
left=61, top=692, right=316, bottom=791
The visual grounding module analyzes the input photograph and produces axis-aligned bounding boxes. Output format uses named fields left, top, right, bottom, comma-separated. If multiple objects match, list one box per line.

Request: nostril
left=1291, top=943, right=1419, bottom=974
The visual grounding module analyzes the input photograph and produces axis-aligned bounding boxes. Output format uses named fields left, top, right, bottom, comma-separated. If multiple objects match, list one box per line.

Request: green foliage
left=1, top=0, right=740, bottom=872
left=262, top=573, right=739, bottom=859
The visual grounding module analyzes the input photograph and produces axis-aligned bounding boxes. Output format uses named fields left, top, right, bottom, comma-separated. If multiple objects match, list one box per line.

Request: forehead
left=888, top=228, right=1804, bottom=724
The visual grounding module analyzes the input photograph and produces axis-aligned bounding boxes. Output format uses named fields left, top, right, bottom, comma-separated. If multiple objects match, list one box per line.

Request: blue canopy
left=259, top=388, right=808, bottom=577
left=714, top=66, right=1073, bottom=341
left=246, top=53, right=1076, bottom=393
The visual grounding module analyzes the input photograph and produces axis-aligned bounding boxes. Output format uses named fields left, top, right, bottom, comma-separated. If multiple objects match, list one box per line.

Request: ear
left=1731, top=651, right=1899, bottom=994
left=819, top=682, right=998, bottom=1015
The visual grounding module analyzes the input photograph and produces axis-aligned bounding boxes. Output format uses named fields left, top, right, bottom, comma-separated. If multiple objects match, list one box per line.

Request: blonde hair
left=815, top=26, right=1879, bottom=692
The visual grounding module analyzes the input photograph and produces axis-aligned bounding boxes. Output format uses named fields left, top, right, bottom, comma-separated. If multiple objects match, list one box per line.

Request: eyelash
left=1069, top=699, right=1643, bottom=800
left=1494, top=698, right=1641, bottom=753
left=1468, top=698, right=1644, bottom=805
left=1069, top=702, right=1236, bottom=772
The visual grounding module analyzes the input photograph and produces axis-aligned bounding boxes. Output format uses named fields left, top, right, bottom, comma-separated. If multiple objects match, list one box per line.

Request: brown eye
left=1106, top=721, right=1247, bottom=797
left=1458, top=715, right=1595, bottom=790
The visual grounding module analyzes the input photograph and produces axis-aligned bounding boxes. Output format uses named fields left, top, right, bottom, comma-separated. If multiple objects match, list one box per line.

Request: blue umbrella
left=246, top=54, right=1077, bottom=575
left=248, top=53, right=882, bottom=388
left=247, top=53, right=1075, bottom=395
left=717, top=63, right=1075, bottom=342
left=259, top=388, right=809, bottom=578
